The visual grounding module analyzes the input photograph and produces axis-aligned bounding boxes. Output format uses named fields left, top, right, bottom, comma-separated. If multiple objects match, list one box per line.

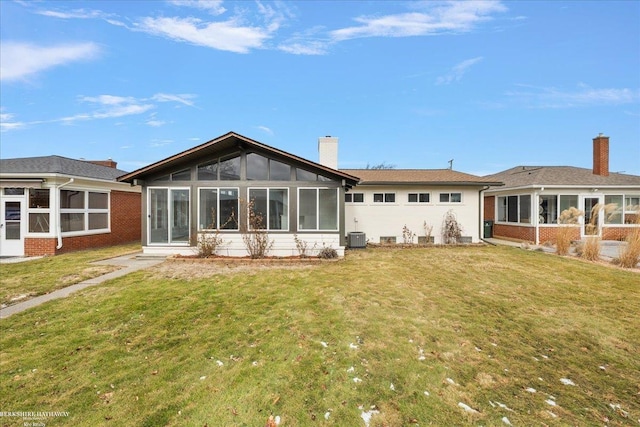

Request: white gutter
left=56, top=178, right=74, bottom=249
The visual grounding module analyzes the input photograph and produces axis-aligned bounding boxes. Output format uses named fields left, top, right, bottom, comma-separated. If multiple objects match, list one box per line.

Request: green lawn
left=0, top=246, right=638, bottom=426
left=0, top=243, right=141, bottom=307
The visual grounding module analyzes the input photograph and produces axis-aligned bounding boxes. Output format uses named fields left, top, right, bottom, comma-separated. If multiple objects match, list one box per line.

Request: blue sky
left=1, top=0, right=639, bottom=176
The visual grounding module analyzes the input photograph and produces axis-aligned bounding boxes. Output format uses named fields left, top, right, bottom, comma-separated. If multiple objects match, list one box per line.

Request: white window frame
left=297, top=187, right=339, bottom=231
left=408, top=193, right=430, bottom=203
left=60, top=189, right=110, bottom=236
left=345, top=192, right=364, bottom=203
left=439, top=192, right=462, bottom=203
left=247, top=187, right=289, bottom=231
left=373, top=193, right=395, bottom=203
left=197, top=187, right=240, bottom=231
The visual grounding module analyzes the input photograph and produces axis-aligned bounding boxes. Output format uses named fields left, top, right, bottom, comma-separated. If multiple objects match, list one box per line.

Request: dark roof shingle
left=484, top=166, right=640, bottom=188
left=0, top=155, right=127, bottom=181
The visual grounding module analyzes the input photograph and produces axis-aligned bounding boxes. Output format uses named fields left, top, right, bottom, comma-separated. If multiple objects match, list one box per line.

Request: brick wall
left=25, top=237, right=57, bottom=256
left=493, top=223, right=536, bottom=242
left=23, top=190, right=141, bottom=256
left=484, top=195, right=495, bottom=221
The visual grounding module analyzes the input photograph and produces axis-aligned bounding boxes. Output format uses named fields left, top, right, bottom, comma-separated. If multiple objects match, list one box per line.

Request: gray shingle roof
left=341, top=169, right=502, bottom=186
left=0, top=155, right=128, bottom=181
left=484, top=166, right=640, bottom=188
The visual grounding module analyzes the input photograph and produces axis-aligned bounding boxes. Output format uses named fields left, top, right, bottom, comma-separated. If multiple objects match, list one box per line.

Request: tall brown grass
left=556, top=207, right=582, bottom=256
left=618, top=206, right=640, bottom=268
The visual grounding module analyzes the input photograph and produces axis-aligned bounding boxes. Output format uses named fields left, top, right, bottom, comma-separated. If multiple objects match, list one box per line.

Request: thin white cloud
left=134, top=16, right=273, bottom=53
left=150, top=139, right=173, bottom=147
left=0, top=112, right=26, bottom=132
left=330, top=1, right=506, bottom=41
left=152, top=93, right=197, bottom=106
left=168, top=0, right=226, bottom=15
left=146, top=113, right=167, bottom=127
left=436, top=56, right=483, bottom=85
left=279, top=40, right=329, bottom=55
left=35, top=8, right=107, bottom=19
left=257, top=125, right=274, bottom=135
left=506, top=83, right=640, bottom=108
left=0, top=42, right=101, bottom=82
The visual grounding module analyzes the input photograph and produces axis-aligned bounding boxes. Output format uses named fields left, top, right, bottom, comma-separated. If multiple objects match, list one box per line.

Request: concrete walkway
left=0, top=254, right=165, bottom=319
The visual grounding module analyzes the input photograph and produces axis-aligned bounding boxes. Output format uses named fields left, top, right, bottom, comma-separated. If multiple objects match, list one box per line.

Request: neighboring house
left=483, top=134, right=640, bottom=244
left=0, top=156, right=141, bottom=257
left=339, top=169, right=503, bottom=244
left=117, top=132, right=359, bottom=257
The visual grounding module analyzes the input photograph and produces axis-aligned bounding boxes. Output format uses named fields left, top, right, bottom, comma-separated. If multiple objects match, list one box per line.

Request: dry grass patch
left=0, top=246, right=638, bottom=426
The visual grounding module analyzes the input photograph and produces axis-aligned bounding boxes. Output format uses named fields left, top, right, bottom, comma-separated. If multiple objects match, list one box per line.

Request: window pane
left=345, top=193, right=353, bottom=203
left=269, top=189, right=288, bottom=230
left=172, top=168, right=191, bottom=181
left=171, top=189, right=190, bottom=242
left=373, top=193, right=383, bottom=203
left=4, top=188, right=24, bottom=195
left=249, top=189, right=268, bottom=229
left=61, top=190, right=84, bottom=209
left=318, top=175, right=332, bottom=182
left=199, top=189, right=218, bottom=229
left=198, top=161, right=218, bottom=180
left=507, top=195, right=518, bottom=222
left=29, top=213, right=50, bottom=233
left=29, top=189, right=50, bottom=208
left=89, top=213, right=109, bottom=230
left=270, top=160, right=291, bottom=181
left=353, top=193, right=364, bottom=203
left=498, top=196, right=507, bottom=222
left=296, top=168, right=316, bottom=181
left=299, top=189, right=317, bottom=230
left=439, top=193, right=449, bottom=203
left=559, top=195, right=578, bottom=214
left=451, top=193, right=461, bottom=203
left=149, top=189, right=169, bottom=244
left=220, top=156, right=241, bottom=180
left=89, top=192, right=108, bottom=209
left=246, top=153, right=269, bottom=180
left=61, top=213, right=84, bottom=232
left=604, top=195, right=623, bottom=224
left=539, top=195, right=557, bottom=224
left=385, top=193, right=395, bottom=203
left=519, top=195, right=531, bottom=223
left=419, top=193, right=430, bottom=203
left=408, top=193, right=418, bottom=203
left=219, top=188, right=239, bottom=229
left=319, top=188, right=338, bottom=230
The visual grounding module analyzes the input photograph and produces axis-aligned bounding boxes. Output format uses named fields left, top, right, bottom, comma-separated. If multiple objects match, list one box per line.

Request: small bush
left=192, top=232, right=224, bottom=258
left=294, top=234, right=316, bottom=258
left=402, top=225, right=416, bottom=244
left=240, top=198, right=273, bottom=259
left=556, top=207, right=582, bottom=256
left=317, top=246, right=338, bottom=259
left=442, top=210, right=462, bottom=244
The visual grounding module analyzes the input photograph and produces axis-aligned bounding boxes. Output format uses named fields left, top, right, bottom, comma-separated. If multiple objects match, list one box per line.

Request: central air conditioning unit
left=348, top=232, right=366, bottom=249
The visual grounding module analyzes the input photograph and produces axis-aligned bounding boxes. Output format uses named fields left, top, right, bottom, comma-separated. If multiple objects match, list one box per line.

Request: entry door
left=148, top=188, right=190, bottom=245
left=583, top=196, right=602, bottom=237
left=1, top=198, right=25, bottom=256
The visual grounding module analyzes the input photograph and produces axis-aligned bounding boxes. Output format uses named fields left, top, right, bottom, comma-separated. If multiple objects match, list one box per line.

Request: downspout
left=56, top=178, right=74, bottom=249
left=479, top=185, right=490, bottom=243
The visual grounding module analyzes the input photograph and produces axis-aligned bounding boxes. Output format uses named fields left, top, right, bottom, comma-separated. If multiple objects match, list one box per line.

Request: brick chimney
left=86, top=159, right=118, bottom=169
left=592, top=134, right=609, bottom=176
left=318, top=136, right=338, bottom=169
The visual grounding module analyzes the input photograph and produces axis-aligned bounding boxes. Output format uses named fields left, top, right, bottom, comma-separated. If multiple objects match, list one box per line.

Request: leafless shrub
left=402, top=225, right=416, bottom=244
left=442, top=210, right=462, bottom=244
left=294, top=234, right=316, bottom=258
left=240, top=198, right=273, bottom=259
left=423, top=221, right=433, bottom=244
left=317, top=246, right=338, bottom=259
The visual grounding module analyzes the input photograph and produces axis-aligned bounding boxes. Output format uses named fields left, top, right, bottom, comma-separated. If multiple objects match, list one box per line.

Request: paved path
left=0, top=254, right=165, bottom=319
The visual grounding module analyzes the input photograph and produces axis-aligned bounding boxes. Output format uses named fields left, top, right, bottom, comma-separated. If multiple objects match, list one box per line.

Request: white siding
left=345, top=185, right=482, bottom=244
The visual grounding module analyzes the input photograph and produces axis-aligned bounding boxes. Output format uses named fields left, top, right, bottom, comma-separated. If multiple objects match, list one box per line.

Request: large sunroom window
left=248, top=188, right=289, bottom=230
left=60, top=189, right=109, bottom=233
left=298, top=188, right=338, bottom=231
left=198, top=188, right=239, bottom=230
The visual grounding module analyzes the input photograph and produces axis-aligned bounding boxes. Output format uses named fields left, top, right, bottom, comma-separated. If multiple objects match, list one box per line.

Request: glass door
left=148, top=188, right=189, bottom=245
left=583, top=196, right=602, bottom=237
left=1, top=199, right=25, bottom=256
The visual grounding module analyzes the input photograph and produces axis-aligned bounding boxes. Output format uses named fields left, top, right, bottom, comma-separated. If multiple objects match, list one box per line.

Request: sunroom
left=118, top=132, right=359, bottom=257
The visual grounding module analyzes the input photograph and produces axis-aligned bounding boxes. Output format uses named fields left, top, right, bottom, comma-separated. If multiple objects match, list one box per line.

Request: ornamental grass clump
left=556, top=207, right=582, bottom=256
left=618, top=208, right=640, bottom=268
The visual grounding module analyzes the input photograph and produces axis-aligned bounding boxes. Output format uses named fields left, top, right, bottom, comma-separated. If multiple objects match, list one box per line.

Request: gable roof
left=340, top=169, right=502, bottom=186
left=0, top=155, right=128, bottom=181
left=484, top=166, right=640, bottom=190
left=118, top=131, right=360, bottom=186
